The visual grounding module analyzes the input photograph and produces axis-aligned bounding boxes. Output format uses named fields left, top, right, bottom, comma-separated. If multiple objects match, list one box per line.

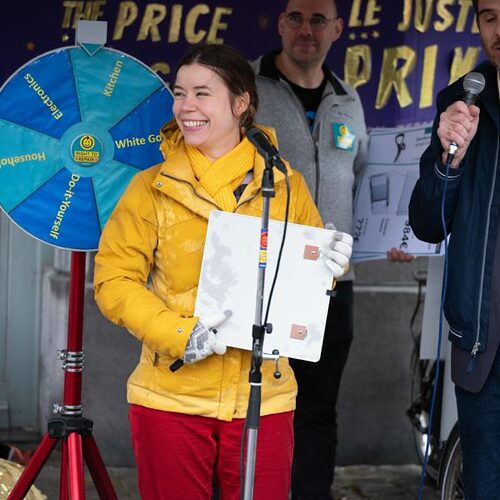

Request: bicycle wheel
left=439, top=425, right=464, bottom=500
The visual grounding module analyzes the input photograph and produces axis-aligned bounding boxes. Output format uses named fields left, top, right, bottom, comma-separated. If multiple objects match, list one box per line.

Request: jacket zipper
left=314, top=140, right=320, bottom=205
left=470, top=131, right=499, bottom=365
left=467, top=341, right=481, bottom=372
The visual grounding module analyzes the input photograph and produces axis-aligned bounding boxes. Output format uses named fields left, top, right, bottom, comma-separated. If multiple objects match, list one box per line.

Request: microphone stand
left=243, top=159, right=281, bottom=500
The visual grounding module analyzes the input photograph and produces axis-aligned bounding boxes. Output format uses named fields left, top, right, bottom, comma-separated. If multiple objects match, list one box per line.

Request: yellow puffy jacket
left=94, top=126, right=323, bottom=421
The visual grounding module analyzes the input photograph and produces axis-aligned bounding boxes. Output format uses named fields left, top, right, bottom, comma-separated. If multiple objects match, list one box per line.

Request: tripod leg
left=8, top=433, right=58, bottom=499
left=67, top=432, right=86, bottom=499
left=60, top=439, right=69, bottom=500
left=82, top=435, right=118, bottom=500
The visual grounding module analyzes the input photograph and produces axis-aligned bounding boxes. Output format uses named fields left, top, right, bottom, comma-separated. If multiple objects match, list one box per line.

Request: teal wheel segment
left=9, top=169, right=101, bottom=250
left=92, top=160, right=143, bottom=229
left=0, top=119, right=63, bottom=212
left=0, top=48, right=81, bottom=139
left=110, top=86, right=173, bottom=170
left=69, top=47, right=164, bottom=131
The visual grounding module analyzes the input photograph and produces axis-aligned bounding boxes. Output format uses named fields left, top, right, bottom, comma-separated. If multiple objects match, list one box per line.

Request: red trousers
left=129, top=405, right=293, bottom=500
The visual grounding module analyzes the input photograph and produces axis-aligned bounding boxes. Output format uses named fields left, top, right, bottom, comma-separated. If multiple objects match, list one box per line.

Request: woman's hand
left=183, top=310, right=232, bottom=364
left=324, top=231, right=353, bottom=278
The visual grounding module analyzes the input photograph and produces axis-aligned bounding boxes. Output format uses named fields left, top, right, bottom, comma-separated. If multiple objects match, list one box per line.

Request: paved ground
left=333, top=465, right=438, bottom=499
left=20, top=462, right=440, bottom=499
left=2, top=431, right=439, bottom=500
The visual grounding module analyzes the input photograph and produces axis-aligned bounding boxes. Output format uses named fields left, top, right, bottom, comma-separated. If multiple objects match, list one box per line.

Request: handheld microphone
left=461, top=71, right=486, bottom=106
left=246, top=127, right=288, bottom=174
left=446, top=71, right=485, bottom=164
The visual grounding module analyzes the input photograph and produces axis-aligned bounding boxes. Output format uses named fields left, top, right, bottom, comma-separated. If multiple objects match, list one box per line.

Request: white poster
left=352, top=124, right=443, bottom=262
left=195, top=211, right=335, bottom=361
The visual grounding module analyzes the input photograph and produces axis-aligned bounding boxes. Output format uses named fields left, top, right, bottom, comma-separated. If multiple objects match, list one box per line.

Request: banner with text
left=1, top=1, right=483, bottom=128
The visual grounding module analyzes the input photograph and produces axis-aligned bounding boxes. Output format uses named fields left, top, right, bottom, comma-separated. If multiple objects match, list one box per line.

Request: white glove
left=324, top=231, right=353, bottom=278
left=183, top=310, right=232, bottom=364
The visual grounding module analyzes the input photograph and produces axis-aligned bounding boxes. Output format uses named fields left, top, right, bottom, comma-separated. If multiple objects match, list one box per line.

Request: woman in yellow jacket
left=94, top=44, right=353, bottom=500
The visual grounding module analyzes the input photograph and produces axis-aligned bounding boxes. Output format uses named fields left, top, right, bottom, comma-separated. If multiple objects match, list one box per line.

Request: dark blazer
left=409, top=61, right=500, bottom=390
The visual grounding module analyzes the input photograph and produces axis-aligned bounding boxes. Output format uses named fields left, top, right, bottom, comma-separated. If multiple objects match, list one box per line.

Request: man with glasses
left=252, top=1, right=369, bottom=498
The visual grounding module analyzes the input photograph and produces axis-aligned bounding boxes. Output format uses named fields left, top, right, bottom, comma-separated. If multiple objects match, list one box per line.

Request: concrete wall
left=39, top=256, right=429, bottom=467
left=337, top=258, right=427, bottom=465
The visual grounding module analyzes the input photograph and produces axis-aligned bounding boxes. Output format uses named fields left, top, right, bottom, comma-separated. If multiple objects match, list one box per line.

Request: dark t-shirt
left=278, top=71, right=326, bottom=129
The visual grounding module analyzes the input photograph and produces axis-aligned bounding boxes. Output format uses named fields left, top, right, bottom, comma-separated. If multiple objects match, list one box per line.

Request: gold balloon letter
left=207, top=7, right=233, bottom=44
left=419, top=45, right=438, bottom=109
left=414, top=0, right=433, bottom=32
left=138, top=4, right=167, bottom=42
left=434, top=0, right=454, bottom=31
left=168, top=4, right=183, bottom=42
left=376, top=46, right=416, bottom=109
left=397, top=0, right=412, bottom=31
left=344, top=45, right=372, bottom=89
left=113, top=2, right=139, bottom=40
left=448, top=47, right=481, bottom=84
left=348, top=0, right=363, bottom=27
left=185, top=4, right=210, bottom=44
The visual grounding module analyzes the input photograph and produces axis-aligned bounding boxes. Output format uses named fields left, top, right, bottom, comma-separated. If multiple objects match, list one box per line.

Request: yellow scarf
left=187, top=138, right=255, bottom=212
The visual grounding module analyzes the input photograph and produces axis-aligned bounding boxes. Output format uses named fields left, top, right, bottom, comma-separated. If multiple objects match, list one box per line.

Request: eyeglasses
left=284, top=12, right=336, bottom=31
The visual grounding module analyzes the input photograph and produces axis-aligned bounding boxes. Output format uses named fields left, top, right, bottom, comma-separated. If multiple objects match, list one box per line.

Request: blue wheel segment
left=110, top=86, right=173, bottom=170
left=0, top=49, right=81, bottom=139
left=9, top=170, right=101, bottom=250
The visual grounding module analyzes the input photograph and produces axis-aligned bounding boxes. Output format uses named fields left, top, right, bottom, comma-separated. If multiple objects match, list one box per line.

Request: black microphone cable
left=264, top=174, right=291, bottom=325
left=417, top=155, right=452, bottom=500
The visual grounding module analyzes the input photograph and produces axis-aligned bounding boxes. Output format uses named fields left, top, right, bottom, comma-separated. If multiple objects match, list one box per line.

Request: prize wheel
left=0, top=46, right=173, bottom=251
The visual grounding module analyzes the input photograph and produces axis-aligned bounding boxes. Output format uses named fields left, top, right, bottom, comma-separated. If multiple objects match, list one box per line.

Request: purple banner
left=1, top=1, right=482, bottom=127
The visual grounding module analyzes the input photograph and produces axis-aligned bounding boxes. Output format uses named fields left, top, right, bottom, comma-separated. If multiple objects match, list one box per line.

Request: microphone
left=246, top=127, right=288, bottom=174
left=462, top=71, right=486, bottom=106
left=446, top=71, right=485, bottom=164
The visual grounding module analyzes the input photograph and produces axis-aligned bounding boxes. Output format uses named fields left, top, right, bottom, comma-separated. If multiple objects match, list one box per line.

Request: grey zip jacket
left=252, top=52, right=368, bottom=280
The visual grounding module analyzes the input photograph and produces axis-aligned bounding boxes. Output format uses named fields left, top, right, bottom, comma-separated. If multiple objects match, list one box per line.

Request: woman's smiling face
left=173, top=63, right=248, bottom=161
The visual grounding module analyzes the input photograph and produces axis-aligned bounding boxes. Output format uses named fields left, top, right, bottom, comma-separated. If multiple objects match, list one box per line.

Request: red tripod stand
left=9, top=252, right=118, bottom=499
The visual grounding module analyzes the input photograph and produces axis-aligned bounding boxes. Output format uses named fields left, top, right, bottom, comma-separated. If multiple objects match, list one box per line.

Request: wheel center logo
left=71, top=134, right=102, bottom=166
left=80, top=135, right=95, bottom=150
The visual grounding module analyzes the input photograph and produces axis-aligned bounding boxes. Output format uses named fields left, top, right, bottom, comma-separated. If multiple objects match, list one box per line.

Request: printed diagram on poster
left=352, top=124, right=443, bottom=262
left=195, top=211, right=335, bottom=362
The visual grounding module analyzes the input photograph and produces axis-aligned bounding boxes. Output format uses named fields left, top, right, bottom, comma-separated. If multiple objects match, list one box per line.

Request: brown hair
left=471, top=0, right=478, bottom=14
left=175, top=44, right=258, bottom=134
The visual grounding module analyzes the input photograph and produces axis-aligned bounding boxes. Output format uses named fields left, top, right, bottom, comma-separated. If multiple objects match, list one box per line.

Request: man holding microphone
left=409, top=0, right=500, bottom=497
